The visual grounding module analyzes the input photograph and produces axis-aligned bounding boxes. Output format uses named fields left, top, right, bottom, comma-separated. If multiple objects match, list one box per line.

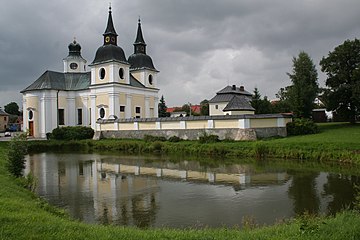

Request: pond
left=25, top=152, right=360, bottom=228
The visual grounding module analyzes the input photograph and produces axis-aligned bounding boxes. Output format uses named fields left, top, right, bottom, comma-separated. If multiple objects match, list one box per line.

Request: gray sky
left=0, top=0, right=359, bottom=109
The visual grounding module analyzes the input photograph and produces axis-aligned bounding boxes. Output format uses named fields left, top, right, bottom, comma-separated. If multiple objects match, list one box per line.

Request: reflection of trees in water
left=287, top=171, right=320, bottom=215
left=322, top=174, right=360, bottom=215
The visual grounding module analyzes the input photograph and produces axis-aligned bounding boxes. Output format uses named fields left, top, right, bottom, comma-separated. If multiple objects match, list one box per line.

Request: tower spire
left=133, top=18, right=146, bottom=54
left=103, top=5, right=118, bottom=45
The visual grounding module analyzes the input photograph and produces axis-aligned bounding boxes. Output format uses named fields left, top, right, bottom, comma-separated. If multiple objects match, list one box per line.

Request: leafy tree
left=251, top=88, right=272, bottom=114
left=271, top=87, right=292, bottom=113
left=200, top=99, right=209, bottom=116
left=158, top=95, right=169, bottom=117
left=287, top=51, right=319, bottom=118
left=4, top=102, right=20, bottom=115
left=320, top=39, right=360, bottom=123
left=181, top=104, right=190, bottom=116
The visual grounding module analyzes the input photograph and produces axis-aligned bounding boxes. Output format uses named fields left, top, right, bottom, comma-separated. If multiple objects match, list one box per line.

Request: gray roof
left=209, top=85, right=252, bottom=103
left=91, top=45, right=129, bottom=65
left=129, top=74, right=146, bottom=88
left=21, top=71, right=90, bottom=92
left=0, top=109, right=9, bottom=116
left=128, top=53, right=157, bottom=71
left=217, top=85, right=252, bottom=96
left=22, top=70, right=153, bottom=93
left=223, top=96, right=255, bottom=111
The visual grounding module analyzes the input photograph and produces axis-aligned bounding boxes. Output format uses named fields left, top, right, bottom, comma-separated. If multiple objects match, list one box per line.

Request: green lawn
left=1, top=123, right=360, bottom=239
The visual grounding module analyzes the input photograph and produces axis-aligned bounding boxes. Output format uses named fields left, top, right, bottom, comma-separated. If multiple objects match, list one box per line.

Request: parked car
left=4, top=132, right=11, bottom=137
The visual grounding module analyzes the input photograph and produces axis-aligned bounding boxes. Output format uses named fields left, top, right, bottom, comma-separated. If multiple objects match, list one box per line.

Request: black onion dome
left=92, top=45, right=128, bottom=65
left=68, top=40, right=81, bottom=56
left=128, top=53, right=156, bottom=71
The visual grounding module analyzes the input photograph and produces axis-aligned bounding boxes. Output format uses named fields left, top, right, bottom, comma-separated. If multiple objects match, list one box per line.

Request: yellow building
left=21, top=7, right=159, bottom=138
left=0, top=108, right=9, bottom=132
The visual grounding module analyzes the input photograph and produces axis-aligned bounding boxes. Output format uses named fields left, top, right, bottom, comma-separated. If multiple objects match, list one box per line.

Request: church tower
left=89, top=6, right=130, bottom=86
left=128, top=19, right=159, bottom=88
left=63, top=39, right=87, bottom=73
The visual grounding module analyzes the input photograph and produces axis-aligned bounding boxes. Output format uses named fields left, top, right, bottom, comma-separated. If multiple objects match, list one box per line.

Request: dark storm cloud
left=0, top=0, right=359, bottom=108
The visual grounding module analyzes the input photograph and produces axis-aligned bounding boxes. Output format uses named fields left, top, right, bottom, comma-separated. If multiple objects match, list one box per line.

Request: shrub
left=143, top=135, right=167, bottom=142
left=286, top=118, right=319, bottom=136
left=50, top=126, right=94, bottom=140
left=151, top=141, right=164, bottom=152
left=168, top=136, right=182, bottom=142
left=199, top=132, right=220, bottom=144
left=254, top=142, right=269, bottom=159
left=6, top=133, right=28, bottom=177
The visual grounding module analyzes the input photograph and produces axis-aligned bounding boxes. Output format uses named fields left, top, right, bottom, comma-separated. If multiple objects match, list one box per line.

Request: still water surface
left=25, top=152, right=360, bottom=228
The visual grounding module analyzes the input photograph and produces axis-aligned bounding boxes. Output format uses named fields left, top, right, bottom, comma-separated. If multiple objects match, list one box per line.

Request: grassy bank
left=2, top=123, right=360, bottom=239
left=28, top=122, right=360, bottom=164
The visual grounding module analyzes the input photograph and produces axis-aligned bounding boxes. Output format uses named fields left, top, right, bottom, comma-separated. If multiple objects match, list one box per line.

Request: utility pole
left=188, top=102, right=192, bottom=117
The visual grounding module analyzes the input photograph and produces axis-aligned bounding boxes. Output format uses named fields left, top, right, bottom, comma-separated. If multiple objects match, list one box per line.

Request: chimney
left=232, top=85, right=236, bottom=90
left=240, top=86, right=245, bottom=91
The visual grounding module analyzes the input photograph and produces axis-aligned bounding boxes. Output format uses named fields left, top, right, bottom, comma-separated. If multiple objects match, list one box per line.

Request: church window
left=28, top=110, right=33, bottom=120
left=215, top=105, right=218, bottom=110
left=58, top=109, right=65, bottom=125
left=99, top=68, right=106, bottom=80
left=77, top=109, right=83, bottom=125
left=135, top=107, right=141, bottom=114
left=148, top=74, right=153, bottom=85
left=120, top=106, right=125, bottom=112
left=99, top=108, right=105, bottom=119
left=119, top=68, right=124, bottom=79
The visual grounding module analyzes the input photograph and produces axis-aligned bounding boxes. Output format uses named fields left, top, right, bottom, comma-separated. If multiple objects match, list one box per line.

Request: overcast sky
left=0, top=0, right=359, bottom=109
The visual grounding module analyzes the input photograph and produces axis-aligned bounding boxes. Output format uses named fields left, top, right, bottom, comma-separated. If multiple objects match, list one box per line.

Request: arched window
left=119, top=68, right=124, bottom=79
left=99, top=68, right=106, bottom=80
left=99, top=108, right=105, bottom=119
left=28, top=110, right=33, bottom=120
left=148, top=74, right=153, bottom=85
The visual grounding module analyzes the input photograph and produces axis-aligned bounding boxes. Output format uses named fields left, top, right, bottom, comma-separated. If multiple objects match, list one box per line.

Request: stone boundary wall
left=96, top=127, right=287, bottom=141
left=94, top=114, right=291, bottom=141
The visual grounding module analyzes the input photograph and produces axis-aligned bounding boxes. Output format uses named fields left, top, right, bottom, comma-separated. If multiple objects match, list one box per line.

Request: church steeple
left=133, top=18, right=147, bottom=54
left=103, top=5, right=118, bottom=46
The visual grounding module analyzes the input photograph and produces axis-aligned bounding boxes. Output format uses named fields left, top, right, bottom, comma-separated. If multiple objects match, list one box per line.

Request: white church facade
left=21, top=7, right=159, bottom=138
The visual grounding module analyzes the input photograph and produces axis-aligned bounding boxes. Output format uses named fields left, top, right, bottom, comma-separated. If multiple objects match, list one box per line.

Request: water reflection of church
left=26, top=153, right=289, bottom=227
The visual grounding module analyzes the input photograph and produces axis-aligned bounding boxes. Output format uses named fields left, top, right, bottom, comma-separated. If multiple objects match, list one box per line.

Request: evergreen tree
left=320, top=39, right=360, bottom=123
left=287, top=51, right=319, bottom=118
left=158, top=95, right=169, bottom=117
left=251, top=88, right=272, bottom=114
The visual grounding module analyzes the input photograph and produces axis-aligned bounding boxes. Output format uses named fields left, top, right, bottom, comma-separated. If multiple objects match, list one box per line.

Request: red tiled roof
left=166, top=105, right=201, bottom=113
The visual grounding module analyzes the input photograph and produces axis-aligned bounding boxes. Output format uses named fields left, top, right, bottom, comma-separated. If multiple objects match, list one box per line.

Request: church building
left=21, top=7, right=159, bottom=138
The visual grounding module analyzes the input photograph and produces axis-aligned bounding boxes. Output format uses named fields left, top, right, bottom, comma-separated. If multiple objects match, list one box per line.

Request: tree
left=251, top=88, right=272, bottom=114
left=181, top=104, right=190, bottom=116
left=287, top=51, right=319, bottom=118
left=320, top=39, right=360, bottom=123
left=4, top=102, right=20, bottom=116
left=200, top=99, right=209, bottom=116
left=158, top=95, right=169, bottom=117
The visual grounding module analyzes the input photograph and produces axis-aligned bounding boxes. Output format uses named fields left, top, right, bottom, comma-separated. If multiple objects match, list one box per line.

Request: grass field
left=1, top=122, right=360, bottom=239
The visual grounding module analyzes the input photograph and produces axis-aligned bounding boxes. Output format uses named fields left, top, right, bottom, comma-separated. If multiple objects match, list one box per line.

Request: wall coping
left=97, top=113, right=292, bottom=124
